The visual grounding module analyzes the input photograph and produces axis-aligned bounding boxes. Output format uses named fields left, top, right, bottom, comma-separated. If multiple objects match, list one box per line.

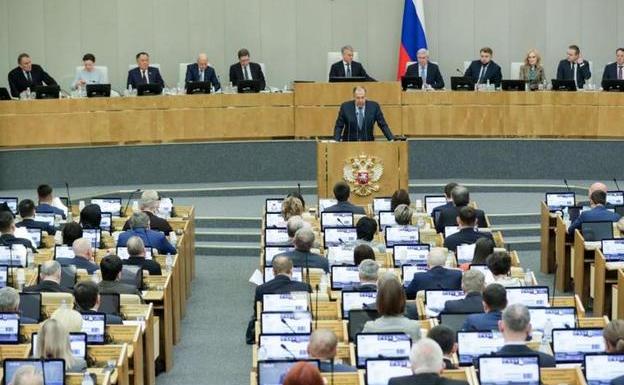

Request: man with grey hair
left=388, top=338, right=469, bottom=385
left=276, top=228, right=329, bottom=273
left=307, top=329, right=356, bottom=372
left=328, top=45, right=375, bottom=81
left=0, top=287, right=36, bottom=324
left=286, top=216, right=309, bottom=239
left=442, top=269, right=485, bottom=313
left=122, top=190, right=173, bottom=235
left=118, top=211, right=176, bottom=255
left=493, top=303, right=556, bottom=367
left=123, top=236, right=162, bottom=276
left=56, top=238, right=98, bottom=274
left=185, top=53, right=221, bottom=91
left=405, top=48, right=445, bottom=89
left=405, top=248, right=462, bottom=299
left=333, top=86, right=394, bottom=142
left=435, top=185, right=487, bottom=233
left=24, top=260, right=71, bottom=293
left=8, top=364, right=44, bottom=385
left=353, top=259, right=379, bottom=292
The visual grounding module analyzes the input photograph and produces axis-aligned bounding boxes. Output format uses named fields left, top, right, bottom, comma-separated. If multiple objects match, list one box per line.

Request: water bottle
left=445, top=251, right=455, bottom=267
left=524, top=268, right=533, bottom=285
left=169, top=231, right=177, bottom=245
left=131, top=200, right=139, bottom=213
left=543, top=319, right=554, bottom=344
left=81, top=372, right=94, bottom=385
left=165, top=253, right=173, bottom=273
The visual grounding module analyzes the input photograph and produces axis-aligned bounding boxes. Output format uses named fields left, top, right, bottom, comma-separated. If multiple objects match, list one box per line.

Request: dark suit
left=464, top=60, right=502, bottom=87
left=333, top=100, right=394, bottom=141
left=80, top=309, right=123, bottom=325
left=494, top=344, right=556, bottom=368
left=431, top=201, right=453, bottom=226
left=443, top=358, right=458, bottom=370
left=461, top=310, right=501, bottom=331
left=117, top=228, right=177, bottom=255
left=276, top=249, right=329, bottom=273
left=443, top=228, right=494, bottom=253
left=56, top=256, right=99, bottom=274
left=324, top=201, right=366, bottom=215
left=329, top=61, right=375, bottom=81
left=567, top=205, right=621, bottom=235
left=351, top=283, right=377, bottom=292
left=185, top=63, right=220, bottom=91
left=442, top=292, right=484, bottom=314
left=0, top=234, right=36, bottom=253
left=36, top=203, right=66, bottom=219
left=253, top=274, right=312, bottom=307
left=122, top=211, right=173, bottom=236
left=229, top=62, right=266, bottom=90
left=126, top=66, right=165, bottom=88
left=319, top=361, right=357, bottom=373
left=123, top=256, right=162, bottom=276
left=8, top=64, right=57, bottom=98
left=612, top=375, right=624, bottom=385
left=435, top=206, right=488, bottom=234
left=602, top=62, right=624, bottom=82
left=405, top=266, right=462, bottom=299
left=389, top=372, right=469, bottom=385
left=98, top=280, right=142, bottom=296
left=405, top=62, right=445, bottom=89
left=16, top=218, right=56, bottom=236
left=556, top=59, right=591, bottom=89
left=24, top=279, right=72, bottom=293
left=19, top=316, right=38, bottom=325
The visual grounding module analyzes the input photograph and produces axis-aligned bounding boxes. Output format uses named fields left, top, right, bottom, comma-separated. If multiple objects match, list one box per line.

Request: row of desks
left=4, top=83, right=624, bottom=147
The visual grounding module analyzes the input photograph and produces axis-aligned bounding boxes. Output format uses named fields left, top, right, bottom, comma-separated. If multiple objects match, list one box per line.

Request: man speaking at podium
left=333, top=86, right=395, bottom=142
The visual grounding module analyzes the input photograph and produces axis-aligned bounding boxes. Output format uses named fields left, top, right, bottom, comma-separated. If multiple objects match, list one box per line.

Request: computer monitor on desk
left=451, top=77, right=474, bottom=91
left=137, top=83, right=163, bottom=96
left=329, top=76, right=369, bottom=83
left=551, top=79, right=576, bottom=91
left=185, top=81, right=211, bottom=94
left=501, top=80, right=525, bottom=91
left=237, top=80, right=262, bottom=93
left=602, top=80, right=624, bottom=92
left=33, top=85, right=60, bottom=99
left=86, top=84, right=111, bottom=97
left=401, top=76, right=422, bottom=91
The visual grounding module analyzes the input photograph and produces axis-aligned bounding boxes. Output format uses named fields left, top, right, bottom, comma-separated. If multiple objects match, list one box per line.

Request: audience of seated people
left=427, top=325, right=459, bottom=370
left=34, top=318, right=87, bottom=372
left=486, top=251, right=523, bottom=287
left=16, top=199, right=55, bottom=235
left=431, top=182, right=458, bottom=225
left=0, top=287, right=37, bottom=324
left=24, top=261, right=71, bottom=293
left=99, top=255, right=142, bottom=296
left=442, top=269, right=485, bottom=314
left=55, top=238, right=99, bottom=274
left=462, top=283, right=507, bottom=331
left=117, top=212, right=177, bottom=255
left=353, top=216, right=385, bottom=252
left=443, top=206, right=493, bottom=253
left=362, top=272, right=422, bottom=342
left=0, top=211, right=36, bottom=252
left=122, top=190, right=173, bottom=235
left=405, top=248, right=462, bottom=299
left=390, top=189, right=411, bottom=211
left=122, top=236, right=163, bottom=276
left=73, top=280, right=123, bottom=324
left=35, top=184, right=67, bottom=219
left=435, top=185, right=487, bottom=234
left=307, top=329, right=356, bottom=372
left=324, top=182, right=366, bottom=214
left=276, top=228, right=329, bottom=273
left=352, top=259, right=379, bottom=291
left=568, top=189, right=621, bottom=235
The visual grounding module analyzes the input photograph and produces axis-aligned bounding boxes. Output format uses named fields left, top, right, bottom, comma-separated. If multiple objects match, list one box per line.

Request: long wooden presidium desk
left=3, top=82, right=624, bottom=148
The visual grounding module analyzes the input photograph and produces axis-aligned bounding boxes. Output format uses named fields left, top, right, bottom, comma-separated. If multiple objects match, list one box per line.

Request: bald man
left=577, top=182, right=609, bottom=207
left=308, top=329, right=356, bottom=372
left=185, top=53, right=221, bottom=91
left=56, top=238, right=99, bottom=274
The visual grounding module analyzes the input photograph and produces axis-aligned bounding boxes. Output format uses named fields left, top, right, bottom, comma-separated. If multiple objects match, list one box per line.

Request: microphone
left=280, top=318, right=297, bottom=334
left=336, top=216, right=345, bottom=226
left=455, top=68, right=464, bottom=75
left=551, top=262, right=558, bottom=304
left=563, top=179, right=571, bottom=192
left=280, top=343, right=297, bottom=359
left=315, top=284, right=320, bottom=330
left=64, top=182, right=73, bottom=221
left=615, top=178, right=621, bottom=191
left=297, top=183, right=301, bottom=196
left=123, top=189, right=141, bottom=217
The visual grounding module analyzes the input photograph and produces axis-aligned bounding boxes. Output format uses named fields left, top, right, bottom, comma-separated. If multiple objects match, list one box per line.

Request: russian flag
left=397, top=0, right=427, bottom=79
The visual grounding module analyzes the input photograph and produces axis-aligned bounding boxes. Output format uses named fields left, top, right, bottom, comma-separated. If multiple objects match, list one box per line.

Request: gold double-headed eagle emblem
left=342, top=154, right=384, bottom=197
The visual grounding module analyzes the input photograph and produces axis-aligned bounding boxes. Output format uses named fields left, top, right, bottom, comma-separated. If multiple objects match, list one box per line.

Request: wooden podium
left=317, top=141, right=409, bottom=206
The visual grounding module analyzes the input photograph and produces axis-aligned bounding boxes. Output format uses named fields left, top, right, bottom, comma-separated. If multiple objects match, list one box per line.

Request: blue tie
left=357, top=108, right=364, bottom=129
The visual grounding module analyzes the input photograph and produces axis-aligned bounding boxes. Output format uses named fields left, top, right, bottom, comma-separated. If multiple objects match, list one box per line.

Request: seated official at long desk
left=127, top=51, right=165, bottom=89
left=7, top=53, right=57, bottom=98
left=185, top=53, right=221, bottom=91
left=328, top=45, right=375, bottom=81
left=72, top=53, right=106, bottom=90
left=333, top=86, right=394, bottom=142
left=405, top=48, right=445, bottom=89
left=464, top=47, right=502, bottom=87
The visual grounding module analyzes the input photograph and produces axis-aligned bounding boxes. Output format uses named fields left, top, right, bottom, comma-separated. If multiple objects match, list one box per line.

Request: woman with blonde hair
left=50, top=307, right=83, bottom=333
left=35, top=319, right=86, bottom=372
left=281, top=196, right=304, bottom=221
left=604, top=320, right=624, bottom=352
left=519, top=49, right=546, bottom=89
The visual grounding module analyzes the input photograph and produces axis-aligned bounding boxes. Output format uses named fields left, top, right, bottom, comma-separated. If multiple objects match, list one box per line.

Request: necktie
left=357, top=107, right=364, bottom=129
left=200, top=70, right=204, bottom=82
left=572, top=63, right=578, bottom=87
left=477, top=65, right=486, bottom=84
left=619, top=66, right=623, bottom=80
left=420, top=67, right=425, bottom=80
left=141, top=70, right=147, bottom=83
left=25, top=71, right=32, bottom=83
left=346, top=64, right=352, bottom=78
left=244, top=66, right=250, bottom=80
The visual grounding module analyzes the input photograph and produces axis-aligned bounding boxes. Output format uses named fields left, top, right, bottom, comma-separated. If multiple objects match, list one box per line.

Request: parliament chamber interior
left=2, top=0, right=624, bottom=384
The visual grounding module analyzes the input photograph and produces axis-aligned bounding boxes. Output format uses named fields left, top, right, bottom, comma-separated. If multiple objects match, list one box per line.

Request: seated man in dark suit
left=435, top=185, right=488, bottom=234
left=229, top=48, right=266, bottom=90
left=333, top=86, right=394, bottom=142
left=0, top=287, right=37, bottom=324
left=405, top=48, right=445, bottom=89
left=328, top=45, right=375, bottom=81
left=556, top=45, right=591, bottom=89
left=122, top=190, right=173, bottom=236
left=117, top=212, right=176, bottom=255
left=324, top=181, right=366, bottom=215
left=431, top=182, right=458, bottom=227
left=121, top=236, right=162, bottom=276
left=443, top=206, right=494, bottom=253
left=56, top=238, right=99, bottom=274
left=308, top=329, right=356, bottom=372
left=36, top=184, right=66, bottom=219
left=7, top=53, right=57, bottom=98
left=98, top=255, right=142, bottom=296
left=576, top=181, right=608, bottom=208
left=276, top=228, right=329, bottom=273
left=602, top=48, right=624, bottom=82
left=442, top=269, right=485, bottom=314
left=24, top=261, right=72, bottom=293
left=464, top=47, right=502, bottom=87
left=494, top=303, right=556, bottom=367
left=405, top=248, right=462, bottom=299
left=73, top=281, right=123, bottom=325
left=427, top=325, right=459, bottom=370
left=127, top=51, right=165, bottom=89
left=0, top=211, right=36, bottom=253
left=16, top=199, right=55, bottom=235
left=461, top=283, right=506, bottom=331
left=185, top=53, right=221, bottom=91
left=568, top=190, right=621, bottom=235
left=388, top=338, right=469, bottom=385
left=351, top=259, right=379, bottom=292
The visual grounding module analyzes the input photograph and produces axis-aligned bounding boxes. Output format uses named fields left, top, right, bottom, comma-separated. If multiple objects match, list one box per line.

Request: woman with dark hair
left=486, top=251, right=523, bottom=287
left=79, top=204, right=101, bottom=229
left=72, top=53, right=106, bottom=90
left=391, top=189, right=411, bottom=211
left=61, top=222, right=83, bottom=246
left=458, top=237, right=495, bottom=271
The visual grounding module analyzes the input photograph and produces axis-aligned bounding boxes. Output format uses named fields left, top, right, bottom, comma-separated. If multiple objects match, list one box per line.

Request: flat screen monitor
left=260, top=311, right=312, bottom=335
left=116, top=246, right=153, bottom=260
left=551, top=79, right=577, bottom=91
left=585, top=353, right=624, bottom=385
left=506, top=286, right=549, bottom=307
left=258, top=334, right=310, bottom=360
left=552, top=328, right=605, bottom=363
left=257, top=360, right=320, bottom=385
left=607, top=191, right=624, bottom=206
left=321, top=212, right=354, bottom=230
left=324, top=227, right=357, bottom=248
left=100, top=212, right=112, bottom=232
left=263, top=267, right=302, bottom=283
left=330, top=265, right=360, bottom=290
left=527, top=307, right=575, bottom=332
left=185, top=81, right=211, bottom=94
left=262, top=293, right=309, bottom=313
left=384, top=227, right=419, bottom=247
left=25, top=228, right=42, bottom=248
left=425, top=289, right=465, bottom=315
left=81, top=312, right=106, bottom=344
left=3, top=359, right=65, bottom=385
left=401, top=264, right=428, bottom=288
left=545, top=192, right=576, bottom=210
left=237, top=80, right=262, bottom=93
left=0, top=313, right=19, bottom=344
left=33, top=85, right=60, bottom=99
left=378, top=211, right=397, bottom=230
left=581, top=221, right=614, bottom=242
left=425, top=195, right=447, bottom=215
left=341, top=290, right=377, bottom=319
left=0, top=198, right=18, bottom=215
left=265, top=199, right=284, bottom=214
left=478, top=356, right=540, bottom=385
left=372, top=197, right=392, bottom=214
left=264, top=246, right=292, bottom=266
left=54, top=245, right=74, bottom=259
left=457, top=330, right=504, bottom=366
left=19, top=293, right=41, bottom=323
left=137, top=83, right=163, bottom=96
left=601, top=239, right=624, bottom=262
left=456, top=243, right=476, bottom=264
left=264, top=228, right=290, bottom=246
left=393, top=244, right=430, bottom=267
left=86, top=83, right=111, bottom=97
left=365, top=357, right=412, bottom=385
left=265, top=213, right=287, bottom=229
left=82, top=228, right=101, bottom=249
left=90, top=198, right=122, bottom=217
left=355, top=332, right=411, bottom=368
left=318, top=199, right=337, bottom=213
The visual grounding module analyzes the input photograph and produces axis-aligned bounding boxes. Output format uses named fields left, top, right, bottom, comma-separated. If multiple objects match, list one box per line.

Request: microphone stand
left=123, top=189, right=141, bottom=217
